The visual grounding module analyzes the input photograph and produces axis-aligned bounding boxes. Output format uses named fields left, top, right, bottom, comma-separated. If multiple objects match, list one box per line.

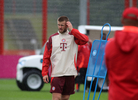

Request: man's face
left=57, top=21, right=68, bottom=34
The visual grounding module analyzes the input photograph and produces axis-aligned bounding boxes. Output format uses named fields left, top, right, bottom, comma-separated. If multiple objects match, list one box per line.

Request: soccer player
left=75, top=31, right=92, bottom=92
left=105, top=7, right=138, bottom=100
left=42, top=16, right=88, bottom=100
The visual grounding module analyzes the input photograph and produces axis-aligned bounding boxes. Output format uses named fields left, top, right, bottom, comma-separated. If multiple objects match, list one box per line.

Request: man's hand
left=66, top=21, right=73, bottom=31
left=43, top=75, right=49, bottom=83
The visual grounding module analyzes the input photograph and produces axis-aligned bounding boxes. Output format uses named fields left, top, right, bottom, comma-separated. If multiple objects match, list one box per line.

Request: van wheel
left=23, top=70, right=44, bottom=91
left=16, top=80, right=26, bottom=90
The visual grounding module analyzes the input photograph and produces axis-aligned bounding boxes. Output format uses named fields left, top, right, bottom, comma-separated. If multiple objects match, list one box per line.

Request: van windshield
left=40, top=43, right=46, bottom=55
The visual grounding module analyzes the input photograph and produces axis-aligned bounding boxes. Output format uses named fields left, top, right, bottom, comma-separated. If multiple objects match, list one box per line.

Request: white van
left=16, top=44, right=48, bottom=91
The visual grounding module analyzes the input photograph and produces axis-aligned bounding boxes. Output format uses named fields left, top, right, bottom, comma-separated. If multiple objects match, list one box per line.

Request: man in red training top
left=75, top=30, right=92, bottom=92
left=42, top=16, right=88, bottom=100
left=105, top=7, right=138, bottom=100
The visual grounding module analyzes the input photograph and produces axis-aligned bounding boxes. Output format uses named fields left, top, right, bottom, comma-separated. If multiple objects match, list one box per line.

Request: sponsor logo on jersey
left=60, top=43, right=67, bottom=51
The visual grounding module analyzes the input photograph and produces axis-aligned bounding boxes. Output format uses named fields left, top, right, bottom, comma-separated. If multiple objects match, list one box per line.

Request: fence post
left=42, top=0, right=47, bottom=46
left=0, top=0, right=4, bottom=55
left=79, top=0, right=87, bottom=25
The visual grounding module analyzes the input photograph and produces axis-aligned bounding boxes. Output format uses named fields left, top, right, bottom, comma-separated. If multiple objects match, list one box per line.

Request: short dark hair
left=100, top=33, right=107, bottom=40
left=102, top=33, right=106, bottom=40
left=103, top=33, right=106, bottom=36
left=57, top=16, right=69, bottom=22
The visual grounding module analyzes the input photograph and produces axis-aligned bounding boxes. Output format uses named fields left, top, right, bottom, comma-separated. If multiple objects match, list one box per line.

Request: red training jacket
left=105, top=26, right=138, bottom=100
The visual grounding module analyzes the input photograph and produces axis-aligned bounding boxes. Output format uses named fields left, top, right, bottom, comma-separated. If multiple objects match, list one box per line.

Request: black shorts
left=75, top=68, right=87, bottom=84
left=50, top=76, right=75, bottom=95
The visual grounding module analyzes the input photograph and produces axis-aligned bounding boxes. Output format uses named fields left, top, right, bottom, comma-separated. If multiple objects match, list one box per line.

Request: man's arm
left=66, top=21, right=89, bottom=45
left=71, top=29, right=89, bottom=45
left=42, top=37, right=52, bottom=83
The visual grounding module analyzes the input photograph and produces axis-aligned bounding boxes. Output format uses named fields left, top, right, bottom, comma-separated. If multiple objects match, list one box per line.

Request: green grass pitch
left=0, top=79, right=108, bottom=100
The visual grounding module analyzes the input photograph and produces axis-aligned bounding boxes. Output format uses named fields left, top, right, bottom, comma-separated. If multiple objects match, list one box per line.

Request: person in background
left=42, top=16, right=88, bottom=100
left=100, top=32, right=107, bottom=40
left=100, top=32, right=110, bottom=86
left=105, top=7, right=138, bottom=100
left=75, top=30, right=92, bottom=92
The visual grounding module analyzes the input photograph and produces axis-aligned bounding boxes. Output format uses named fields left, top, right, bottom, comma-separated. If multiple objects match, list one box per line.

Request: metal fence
left=1, top=0, right=138, bottom=55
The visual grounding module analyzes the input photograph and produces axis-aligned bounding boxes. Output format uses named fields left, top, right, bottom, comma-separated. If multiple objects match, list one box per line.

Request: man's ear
left=66, top=21, right=69, bottom=27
